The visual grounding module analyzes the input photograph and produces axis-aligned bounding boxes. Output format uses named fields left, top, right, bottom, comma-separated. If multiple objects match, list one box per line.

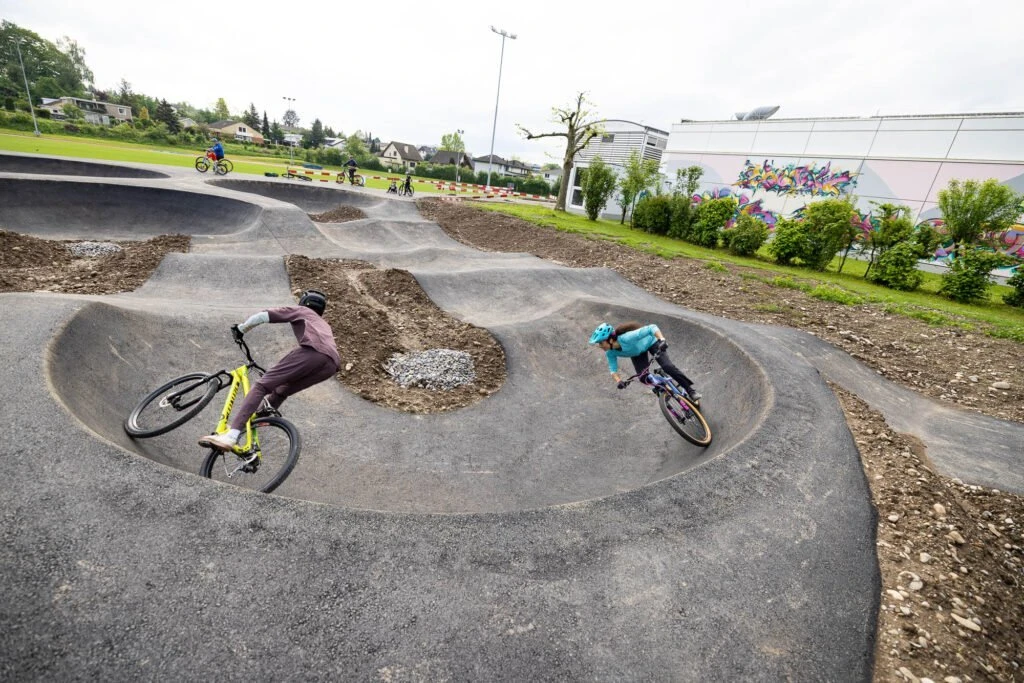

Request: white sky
left=2, top=0, right=1021, bottom=165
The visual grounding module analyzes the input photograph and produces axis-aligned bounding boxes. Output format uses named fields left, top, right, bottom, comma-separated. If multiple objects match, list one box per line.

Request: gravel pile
left=384, top=349, right=476, bottom=391
left=67, top=241, right=122, bottom=258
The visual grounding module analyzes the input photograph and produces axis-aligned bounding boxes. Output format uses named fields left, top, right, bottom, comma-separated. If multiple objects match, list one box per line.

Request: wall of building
left=662, top=114, right=1024, bottom=261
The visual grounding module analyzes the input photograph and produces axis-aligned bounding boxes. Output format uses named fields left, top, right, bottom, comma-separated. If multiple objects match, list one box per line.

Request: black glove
left=616, top=380, right=629, bottom=390
left=652, top=340, right=668, bottom=356
left=231, top=324, right=244, bottom=342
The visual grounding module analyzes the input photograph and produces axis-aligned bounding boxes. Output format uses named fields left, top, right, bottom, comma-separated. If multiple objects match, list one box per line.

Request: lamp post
left=486, top=26, right=516, bottom=190
left=282, top=96, right=296, bottom=164
left=455, top=128, right=464, bottom=183
left=15, top=39, right=41, bottom=137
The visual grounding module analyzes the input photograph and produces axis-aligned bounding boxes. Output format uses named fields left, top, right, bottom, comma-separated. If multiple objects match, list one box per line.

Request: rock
left=886, top=589, right=904, bottom=601
left=933, top=503, right=947, bottom=517
left=888, top=513, right=901, bottom=522
left=898, top=666, right=919, bottom=682
left=992, top=381, right=1011, bottom=390
left=919, top=552, right=933, bottom=564
left=950, top=612, right=982, bottom=632
left=947, top=530, right=966, bottom=545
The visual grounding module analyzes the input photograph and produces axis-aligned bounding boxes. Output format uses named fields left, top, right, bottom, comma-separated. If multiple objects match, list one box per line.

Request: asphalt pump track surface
left=2, top=156, right=1021, bottom=679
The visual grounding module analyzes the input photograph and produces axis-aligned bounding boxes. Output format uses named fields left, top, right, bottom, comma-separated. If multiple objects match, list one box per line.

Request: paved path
left=3, top=151, right=1016, bottom=679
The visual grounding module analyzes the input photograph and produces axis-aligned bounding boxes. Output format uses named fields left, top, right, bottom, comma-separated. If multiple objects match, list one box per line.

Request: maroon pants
left=230, top=345, right=338, bottom=431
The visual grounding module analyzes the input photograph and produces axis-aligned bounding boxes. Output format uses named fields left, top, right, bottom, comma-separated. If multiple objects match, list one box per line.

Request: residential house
left=39, top=96, right=133, bottom=125
left=179, top=117, right=198, bottom=129
left=565, top=119, right=669, bottom=220
left=472, top=154, right=531, bottom=179
left=283, top=133, right=303, bottom=147
left=379, top=141, right=423, bottom=170
left=428, top=150, right=473, bottom=168
left=539, top=166, right=563, bottom=184
left=418, top=145, right=438, bottom=161
left=208, top=120, right=265, bottom=145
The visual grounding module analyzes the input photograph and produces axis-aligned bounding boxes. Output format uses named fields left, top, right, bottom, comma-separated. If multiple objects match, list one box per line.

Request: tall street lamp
left=455, top=128, right=464, bottom=183
left=486, top=26, right=516, bottom=190
left=15, top=38, right=41, bottom=137
left=282, top=96, right=296, bottom=164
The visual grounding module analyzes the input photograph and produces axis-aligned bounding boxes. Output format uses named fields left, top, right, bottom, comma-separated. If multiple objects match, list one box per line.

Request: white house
left=39, top=96, right=133, bottom=125
left=565, top=120, right=669, bottom=219
left=379, top=141, right=423, bottom=170
left=472, top=154, right=531, bottom=180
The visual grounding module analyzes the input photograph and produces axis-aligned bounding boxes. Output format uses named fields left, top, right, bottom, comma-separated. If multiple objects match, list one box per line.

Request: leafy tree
left=324, top=125, right=335, bottom=138
left=518, top=91, right=604, bottom=211
left=939, top=249, right=1008, bottom=303
left=1004, top=269, right=1024, bottom=308
left=1, top=21, right=89, bottom=99
left=799, top=199, right=858, bottom=271
left=616, top=150, right=660, bottom=224
left=580, top=156, right=617, bottom=221
left=154, top=98, right=179, bottom=133
left=56, top=36, right=94, bottom=90
left=115, top=79, right=133, bottom=106
left=690, top=197, right=737, bottom=248
left=261, top=111, right=270, bottom=138
left=62, top=102, right=84, bottom=120
left=342, top=134, right=372, bottom=164
left=309, top=118, right=325, bottom=147
left=214, top=97, right=230, bottom=120
left=867, top=242, right=925, bottom=291
left=768, top=218, right=809, bottom=265
left=863, top=203, right=914, bottom=277
left=269, top=120, right=284, bottom=144
left=938, top=178, right=1022, bottom=256
left=282, top=108, right=300, bottom=128
left=440, top=131, right=465, bottom=152
left=675, top=166, right=703, bottom=198
left=722, top=213, right=770, bottom=256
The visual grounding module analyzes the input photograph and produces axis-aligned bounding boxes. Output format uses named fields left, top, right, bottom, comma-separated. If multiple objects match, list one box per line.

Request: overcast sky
left=3, top=0, right=1021, bottom=165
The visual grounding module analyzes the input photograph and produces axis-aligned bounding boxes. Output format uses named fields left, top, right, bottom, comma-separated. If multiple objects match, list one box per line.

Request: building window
left=601, top=134, right=615, bottom=143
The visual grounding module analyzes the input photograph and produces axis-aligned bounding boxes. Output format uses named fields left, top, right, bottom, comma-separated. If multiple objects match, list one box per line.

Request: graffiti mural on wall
left=736, top=159, right=859, bottom=198
left=692, top=186, right=779, bottom=226
left=915, top=217, right=1024, bottom=260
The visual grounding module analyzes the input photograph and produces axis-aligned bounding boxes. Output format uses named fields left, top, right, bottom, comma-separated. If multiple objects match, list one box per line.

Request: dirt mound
left=308, top=206, right=366, bottom=222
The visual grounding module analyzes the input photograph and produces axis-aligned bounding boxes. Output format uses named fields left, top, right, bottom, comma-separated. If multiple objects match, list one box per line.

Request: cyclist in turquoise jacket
left=589, top=321, right=700, bottom=403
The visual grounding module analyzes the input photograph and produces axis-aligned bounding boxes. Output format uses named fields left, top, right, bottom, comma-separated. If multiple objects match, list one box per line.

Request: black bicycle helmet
left=299, top=289, right=327, bottom=316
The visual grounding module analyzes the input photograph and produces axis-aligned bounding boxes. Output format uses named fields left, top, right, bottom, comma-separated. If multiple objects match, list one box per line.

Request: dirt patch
left=308, top=206, right=366, bottom=223
left=0, top=230, right=190, bottom=294
left=285, top=254, right=505, bottom=413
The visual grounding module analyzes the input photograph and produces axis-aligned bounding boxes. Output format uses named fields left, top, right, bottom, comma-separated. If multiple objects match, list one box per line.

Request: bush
left=801, top=199, right=857, bottom=271
left=633, top=195, right=673, bottom=235
left=581, top=157, right=617, bottom=220
left=768, top=218, right=809, bottom=265
left=867, top=242, right=925, bottom=291
left=1002, top=269, right=1024, bottom=308
left=667, top=195, right=693, bottom=239
left=939, top=249, right=1007, bottom=303
left=3, top=97, right=14, bottom=111
left=722, top=213, right=769, bottom=256
left=688, top=198, right=735, bottom=248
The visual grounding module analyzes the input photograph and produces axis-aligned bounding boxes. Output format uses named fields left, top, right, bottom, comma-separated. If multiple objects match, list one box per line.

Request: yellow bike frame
left=212, top=364, right=259, bottom=454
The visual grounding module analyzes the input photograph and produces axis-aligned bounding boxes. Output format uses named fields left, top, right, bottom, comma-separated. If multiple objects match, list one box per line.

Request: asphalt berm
left=1, top=153, right=1020, bottom=681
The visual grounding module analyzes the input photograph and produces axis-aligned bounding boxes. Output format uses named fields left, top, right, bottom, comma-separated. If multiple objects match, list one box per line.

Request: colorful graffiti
left=736, top=159, right=859, bottom=198
left=915, top=217, right=1024, bottom=260
left=692, top=186, right=779, bottom=227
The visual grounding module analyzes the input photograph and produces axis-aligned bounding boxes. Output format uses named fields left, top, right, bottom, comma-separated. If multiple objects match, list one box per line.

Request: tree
left=242, top=102, right=259, bottom=128
left=863, top=203, right=914, bottom=277
left=937, top=178, right=1022, bottom=256
left=342, top=134, right=372, bottom=164
left=214, top=97, right=230, bottom=120
left=138, top=106, right=149, bottom=121
left=269, top=120, right=284, bottom=144
left=154, top=98, right=179, bottom=133
left=675, top=166, right=703, bottom=199
left=261, top=111, right=270, bottom=139
left=62, top=102, right=84, bottom=120
left=581, top=156, right=617, bottom=221
left=801, top=198, right=858, bottom=271
left=440, top=131, right=465, bottom=152
left=0, top=21, right=90, bottom=99
left=309, top=118, right=325, bottom=148
left=518, top=91, right=604, bottom=211
left=282, top=109, right=300, bottom=128
left=56, top=36, right=94, bottom=90
left=616, top=150, right=660, bottom=224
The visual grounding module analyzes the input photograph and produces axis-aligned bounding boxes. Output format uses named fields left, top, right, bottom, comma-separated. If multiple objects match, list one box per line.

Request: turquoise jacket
left=605, top=324, right=659, bottom=373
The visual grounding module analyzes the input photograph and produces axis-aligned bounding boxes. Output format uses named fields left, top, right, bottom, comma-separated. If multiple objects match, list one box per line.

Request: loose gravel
left=384, top=349, right=477, bottom=391
left=67, top=241, right=122, bottom=257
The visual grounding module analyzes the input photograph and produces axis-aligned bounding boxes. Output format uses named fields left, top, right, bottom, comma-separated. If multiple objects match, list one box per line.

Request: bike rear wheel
left=221, top=159, right=234, bottom=172
left=214, top=160, right=229, bottom=175
left=124, top=372, right=219, bottom=438
left=659, top=391, right=712, bottom=447
left=199, top=416, right=301, bottom=493
left=195, top=157, right=210, bottom=173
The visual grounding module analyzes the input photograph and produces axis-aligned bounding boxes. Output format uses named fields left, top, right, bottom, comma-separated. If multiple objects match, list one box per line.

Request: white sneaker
left=198, top=433, right=237, bottom=451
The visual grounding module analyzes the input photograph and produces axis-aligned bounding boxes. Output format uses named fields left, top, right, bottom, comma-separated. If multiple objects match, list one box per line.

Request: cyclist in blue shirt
left=209, top=138, right=225, bottom=161
left=589, top=321, right=700, bottom=403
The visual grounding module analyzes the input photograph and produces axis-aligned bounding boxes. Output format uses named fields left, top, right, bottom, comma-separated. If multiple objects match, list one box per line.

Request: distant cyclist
left=588, top=321, right=701, bottom=404
left=402, top=171, right=413, bottom=195
left=208, top=137, right=225, bottom=161
left=198, top=290, right=340, bottom=452
left=345, top=157, right=358, bottom=184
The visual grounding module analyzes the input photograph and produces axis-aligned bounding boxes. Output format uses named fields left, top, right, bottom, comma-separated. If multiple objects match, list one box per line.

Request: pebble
left=991, top=381, right=1011, bottom=390
left=933, top=503, right=946, bottom=517
left=67, top=241, right=122, bottom=257
left=384, top=349, right=476, bottom=391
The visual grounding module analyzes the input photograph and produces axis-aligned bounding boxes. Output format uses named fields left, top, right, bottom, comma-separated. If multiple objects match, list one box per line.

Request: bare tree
left=518, top=92, right=603, bottom=211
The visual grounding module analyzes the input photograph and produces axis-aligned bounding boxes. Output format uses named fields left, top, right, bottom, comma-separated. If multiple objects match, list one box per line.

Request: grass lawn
left=0, top=129, right=444, bottom=193
left=472, top=202, right=1024, bottom=340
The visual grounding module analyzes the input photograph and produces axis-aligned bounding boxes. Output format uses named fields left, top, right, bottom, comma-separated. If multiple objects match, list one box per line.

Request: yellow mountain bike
left=123, top=333, right=301, bottom=493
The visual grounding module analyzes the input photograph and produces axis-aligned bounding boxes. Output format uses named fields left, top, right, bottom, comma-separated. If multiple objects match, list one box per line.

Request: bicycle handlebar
left=231, top=328, right=266, bottom=374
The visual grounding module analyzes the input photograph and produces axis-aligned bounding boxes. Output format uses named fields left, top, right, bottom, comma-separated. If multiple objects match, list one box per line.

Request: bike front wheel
left=199, top=416, right=301, bottom=493
left=124, top=372, right=219, bottom=438
left=659, top=392, right=712, bottom=447
left=221, top=159, right=234, bottom=172
left=195, top=157, right=210, bottom=173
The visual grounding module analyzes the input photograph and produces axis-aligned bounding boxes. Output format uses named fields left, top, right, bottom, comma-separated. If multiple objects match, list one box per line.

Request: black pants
left=630, top=349, right=695, bottom=394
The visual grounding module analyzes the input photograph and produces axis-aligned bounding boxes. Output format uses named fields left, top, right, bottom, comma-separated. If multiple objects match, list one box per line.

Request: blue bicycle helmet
left=299, top=289, right=327, bottom=316
left=589, top=322, right=614, bottom=345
